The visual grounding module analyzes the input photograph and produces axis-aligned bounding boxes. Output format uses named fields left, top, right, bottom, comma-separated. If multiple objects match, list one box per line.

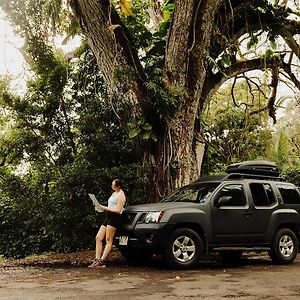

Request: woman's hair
left=113, top=179, right=122, bottom=188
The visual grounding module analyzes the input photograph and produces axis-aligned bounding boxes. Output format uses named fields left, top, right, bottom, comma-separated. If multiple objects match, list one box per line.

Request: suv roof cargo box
left=226, top=160, right=280, bottom=177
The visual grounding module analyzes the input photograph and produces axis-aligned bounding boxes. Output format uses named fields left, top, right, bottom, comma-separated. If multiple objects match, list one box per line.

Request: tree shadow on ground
left=1, top=250, right=297, bottom=273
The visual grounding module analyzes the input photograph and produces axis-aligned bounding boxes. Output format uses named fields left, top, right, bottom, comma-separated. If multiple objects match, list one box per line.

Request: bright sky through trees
left=0, top=10, right=81, bottom=94
left=0, top=10, right=28, bottom=93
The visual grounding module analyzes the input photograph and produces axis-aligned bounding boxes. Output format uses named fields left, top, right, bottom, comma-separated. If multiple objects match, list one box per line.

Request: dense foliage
left=202, top=82, right=273, bottom=174
left=0, top=49, right=144, bottom=258
left=202, top=81, right=300, bottom=180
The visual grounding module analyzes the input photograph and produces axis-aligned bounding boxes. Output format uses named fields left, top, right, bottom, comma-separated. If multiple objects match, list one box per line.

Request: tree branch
left=202, top=55, right=282, bottom=104
left=239, top=74, right=268, bottom=100
left=163, top=0, right=195, bottom=88
left=279, top=72, right=299, bottom=91
left=225, top=56, right=280, bottom=77
left=231, top=75, right=238, bottom=107
left=213, top=1, right=300, bottom=59
left=210, top=0, right=265, bottom=57
left=249, top=106, right=269, bottom=116
left=281, top=60, right=300, bottom=90
left=147, top=2, right=163, bottom=28
left=69, top=0, right=147, bottom=113
left=163, top=0, right=223, bottom=92
left=291, top=135, right=300, bottom=151
left=266, top=66, right=279, bottom=123
left=217, top=0, right=266, bottom=31
left=279, top=27, right=300, bottom=60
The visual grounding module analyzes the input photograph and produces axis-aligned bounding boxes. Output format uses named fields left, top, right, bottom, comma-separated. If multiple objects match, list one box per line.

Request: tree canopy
left=0, top=45, right=143, bottom=258
left=1, top=0, right=299, bottom=200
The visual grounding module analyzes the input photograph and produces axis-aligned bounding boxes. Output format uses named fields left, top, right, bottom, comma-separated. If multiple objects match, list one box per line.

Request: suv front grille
left=122, top=212, right=137, bottom=225
left=137, top=213, right=146, bottom=223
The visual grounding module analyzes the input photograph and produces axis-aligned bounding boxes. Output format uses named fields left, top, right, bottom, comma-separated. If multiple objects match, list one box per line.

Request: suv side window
left=276, top=184, right=300, bottom=204
left=215, top=184, right=246, bottom=207
left=250, top=183, right=276, bottom=207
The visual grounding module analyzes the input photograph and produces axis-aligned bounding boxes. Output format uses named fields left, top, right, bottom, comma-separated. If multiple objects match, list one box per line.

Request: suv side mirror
left=216, top=196, right=233, bottom=207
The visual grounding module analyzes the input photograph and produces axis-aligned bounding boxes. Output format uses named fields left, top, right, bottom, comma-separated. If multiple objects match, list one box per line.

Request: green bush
left=283, top=168, right=300, bottom=187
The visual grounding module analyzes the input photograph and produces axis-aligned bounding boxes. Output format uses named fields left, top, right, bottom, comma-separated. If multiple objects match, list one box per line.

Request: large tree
left=1, top=0, right=300, bottom=201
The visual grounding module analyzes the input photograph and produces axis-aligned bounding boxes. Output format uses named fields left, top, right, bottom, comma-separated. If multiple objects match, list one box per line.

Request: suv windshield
left=161, top=183, right=220, bottom=203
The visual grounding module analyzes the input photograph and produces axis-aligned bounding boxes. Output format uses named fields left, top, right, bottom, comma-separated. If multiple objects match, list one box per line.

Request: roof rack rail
left=226, top=173, right=284, bottom=181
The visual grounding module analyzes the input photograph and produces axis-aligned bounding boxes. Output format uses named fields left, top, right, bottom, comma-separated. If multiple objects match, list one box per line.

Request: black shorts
left=102, top=212, right=122, bottom=229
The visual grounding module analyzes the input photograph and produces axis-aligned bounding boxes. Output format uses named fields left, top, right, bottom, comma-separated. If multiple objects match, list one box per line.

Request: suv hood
left=125, top=202, right=199, bottom=213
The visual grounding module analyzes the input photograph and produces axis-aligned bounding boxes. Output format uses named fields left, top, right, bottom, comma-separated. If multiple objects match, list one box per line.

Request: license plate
left=119, top=236, right=129, bottom=246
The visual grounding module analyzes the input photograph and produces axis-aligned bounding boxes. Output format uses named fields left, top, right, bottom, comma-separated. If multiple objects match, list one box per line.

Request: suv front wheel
left=269, top=228, right=298, bottom=264
left=164, top=228, right=202, bottom=269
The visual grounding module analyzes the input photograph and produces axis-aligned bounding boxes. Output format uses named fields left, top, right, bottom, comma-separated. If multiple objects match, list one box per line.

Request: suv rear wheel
left=164, top=228, right=202, bottom=269
left=269, top=228, right=298, bottom=264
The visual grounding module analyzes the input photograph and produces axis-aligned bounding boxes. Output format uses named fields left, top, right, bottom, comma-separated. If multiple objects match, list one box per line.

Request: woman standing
left=88, top=179, right=126, bottom=268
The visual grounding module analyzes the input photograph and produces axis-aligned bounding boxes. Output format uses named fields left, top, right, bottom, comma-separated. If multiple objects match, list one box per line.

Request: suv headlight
left=145, top=211, right=164, bottom=223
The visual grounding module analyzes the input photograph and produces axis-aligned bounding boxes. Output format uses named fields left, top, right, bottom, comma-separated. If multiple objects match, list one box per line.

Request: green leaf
left=247, top=35, right=259, bottom=49
left=157, top=21, right=168, bottom=38
left=264, top=49, right=274, bottom=61
left=127, top=121, right=136, bottom=129
left=151, top=134, right=158, bottom=142
left=198, top=117, right=208, bottom=127
left=137, top=117, right=145, bottom=125
left=162, top=3, right=174, bottom=21
left=256, top=6, right=266, bottom=13
left=142, top=123, right=152, bottom=131
left=142, top=132, right=151, bottom=140
left=129, top=127, right=141, bottom=139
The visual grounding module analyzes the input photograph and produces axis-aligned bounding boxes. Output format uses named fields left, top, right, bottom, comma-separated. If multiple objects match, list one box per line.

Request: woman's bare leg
left=95, top=225, right=107, bottom=259
left=101, top=225, right=117, bottom=261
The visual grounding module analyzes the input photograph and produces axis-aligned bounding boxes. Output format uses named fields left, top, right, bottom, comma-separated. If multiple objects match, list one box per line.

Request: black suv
left=115, top=161, right=300, bottom=269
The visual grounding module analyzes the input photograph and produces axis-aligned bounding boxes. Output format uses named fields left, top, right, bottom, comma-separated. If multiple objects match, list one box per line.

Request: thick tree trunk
left=145, top=0, right=222, bottom=201
left=144, top=114, right=207, bottom=202
left=70, top=0, right=221, bottom=202
left=69, top=0, right=146, bottom=116
left=152, top=1, right=225, bottom=201
left=146, top=117, right=199, bottom=201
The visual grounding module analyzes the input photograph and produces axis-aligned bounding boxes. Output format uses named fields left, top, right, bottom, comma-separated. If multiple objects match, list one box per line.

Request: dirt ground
left=1, top=250, right=300, bottom=300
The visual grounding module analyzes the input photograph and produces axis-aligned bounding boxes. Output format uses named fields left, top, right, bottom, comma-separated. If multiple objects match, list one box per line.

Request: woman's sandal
left=88, top=258, right=106, bottom=269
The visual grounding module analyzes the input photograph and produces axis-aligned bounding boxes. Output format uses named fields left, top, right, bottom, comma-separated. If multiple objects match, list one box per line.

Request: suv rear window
left=276, top=184, right=300, bottom=204
left=250, top=183, right=276, bottom=207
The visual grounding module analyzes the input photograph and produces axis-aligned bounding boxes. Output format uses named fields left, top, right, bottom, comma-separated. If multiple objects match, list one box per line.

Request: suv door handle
left=243, top=211, right=252, bottom=218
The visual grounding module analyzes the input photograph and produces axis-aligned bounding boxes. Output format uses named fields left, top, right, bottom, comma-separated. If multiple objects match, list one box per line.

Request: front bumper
left=115, top=221, right=174, bottom=250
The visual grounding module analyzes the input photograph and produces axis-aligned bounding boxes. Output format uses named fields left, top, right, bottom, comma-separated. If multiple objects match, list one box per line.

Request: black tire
left=269, top=228, right=298, bottom=264
left=119, top=247, right=153, bottom=264
left=164, top=228, right=203, bottom=269
left=219, top=250, right=243, bottom=262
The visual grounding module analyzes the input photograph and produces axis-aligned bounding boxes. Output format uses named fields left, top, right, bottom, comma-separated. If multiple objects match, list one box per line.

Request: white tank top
left=108, top=192, right=119, bottom=208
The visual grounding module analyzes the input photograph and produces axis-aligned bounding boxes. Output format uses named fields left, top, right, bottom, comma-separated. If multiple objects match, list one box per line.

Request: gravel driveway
left=1, top=251, right=300, bottom=299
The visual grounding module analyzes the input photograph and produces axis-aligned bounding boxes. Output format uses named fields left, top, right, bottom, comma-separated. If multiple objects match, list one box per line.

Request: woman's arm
left=99, top=192, right=126, bottom=214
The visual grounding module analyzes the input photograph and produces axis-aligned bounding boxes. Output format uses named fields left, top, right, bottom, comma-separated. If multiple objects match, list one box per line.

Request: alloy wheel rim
left=279, top=235, right=294, bottom=258
left=172, top=235, right=196, bottom=263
